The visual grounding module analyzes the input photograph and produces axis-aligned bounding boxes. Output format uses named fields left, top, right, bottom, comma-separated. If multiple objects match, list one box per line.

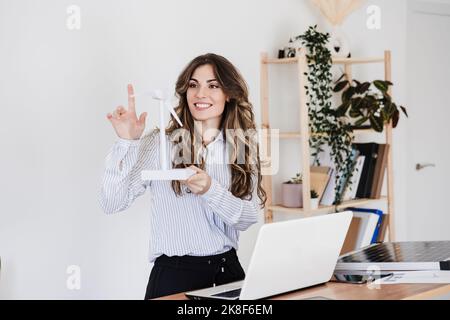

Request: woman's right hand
left=107, top=84, right=148, bottom=140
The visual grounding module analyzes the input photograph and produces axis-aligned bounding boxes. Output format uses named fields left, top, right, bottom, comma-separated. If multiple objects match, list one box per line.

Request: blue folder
left=347, top=207, right=384, bottom=244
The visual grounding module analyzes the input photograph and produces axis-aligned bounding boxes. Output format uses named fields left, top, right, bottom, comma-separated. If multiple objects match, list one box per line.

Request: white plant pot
left=310, top=198, right=319, bottom=210
left=327, top=25, right=351, bottom=58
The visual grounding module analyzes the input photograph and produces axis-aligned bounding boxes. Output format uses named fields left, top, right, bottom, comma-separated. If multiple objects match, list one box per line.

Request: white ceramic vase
left=311, top=198, right=319, bottom=210
left=327, top=25, right=351, bottom=58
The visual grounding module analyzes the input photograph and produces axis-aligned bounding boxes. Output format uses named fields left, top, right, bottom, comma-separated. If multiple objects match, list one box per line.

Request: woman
left=100, top=53, right=266, bottom=299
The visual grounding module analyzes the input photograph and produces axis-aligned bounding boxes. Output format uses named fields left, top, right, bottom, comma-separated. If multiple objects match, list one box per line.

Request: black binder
left=354, top=143, right=380, bottom=199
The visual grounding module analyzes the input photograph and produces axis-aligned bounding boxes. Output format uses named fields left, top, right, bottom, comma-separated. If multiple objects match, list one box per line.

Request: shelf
left=264, top=57, right=299, bottom=64
left=332, top=57, right=385, bottom=65
left=260, top=50, right=395, bottom=240
left=268, top=196, right=388, bottom=216
left=268, top=128, right=379, bottom=139
left=263, top=56, right=385, bottom=65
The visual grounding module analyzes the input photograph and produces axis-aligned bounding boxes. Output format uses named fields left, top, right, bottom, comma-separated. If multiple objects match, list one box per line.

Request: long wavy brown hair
left=165, top=53, right=266, bottom=208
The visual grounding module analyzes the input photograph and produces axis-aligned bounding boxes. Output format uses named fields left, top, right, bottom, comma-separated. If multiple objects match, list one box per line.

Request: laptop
left=185, top=211, right=353, bottom=300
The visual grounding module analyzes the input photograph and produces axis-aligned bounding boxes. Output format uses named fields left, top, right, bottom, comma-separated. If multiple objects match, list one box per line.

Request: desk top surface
left=155, top=282, right=450, bottom=300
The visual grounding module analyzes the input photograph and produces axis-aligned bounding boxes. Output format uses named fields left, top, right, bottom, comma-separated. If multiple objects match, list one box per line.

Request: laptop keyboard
left=211, top=288, right=242, bottom=298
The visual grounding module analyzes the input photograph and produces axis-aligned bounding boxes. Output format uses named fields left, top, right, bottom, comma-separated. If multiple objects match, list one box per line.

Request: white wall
left=0, top=0, right=409, bottom=299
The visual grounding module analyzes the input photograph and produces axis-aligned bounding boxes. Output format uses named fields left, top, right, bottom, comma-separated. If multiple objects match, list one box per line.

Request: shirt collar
left=205, top=129, right=224, bottom=148
left=215, top=129, right=224, bottom=142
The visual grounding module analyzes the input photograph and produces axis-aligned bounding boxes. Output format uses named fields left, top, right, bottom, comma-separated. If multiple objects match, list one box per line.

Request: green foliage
left=311, top=190, right=319, bottom=199
left=285, top=173, right=303, bottom=184
left=295, top=25, right=355, bottom=205
left=333, top=77, right=408, bottom=132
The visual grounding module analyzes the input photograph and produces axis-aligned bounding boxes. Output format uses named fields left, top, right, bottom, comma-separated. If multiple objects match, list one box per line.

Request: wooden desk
left=156, top=282, right=450, bottom=300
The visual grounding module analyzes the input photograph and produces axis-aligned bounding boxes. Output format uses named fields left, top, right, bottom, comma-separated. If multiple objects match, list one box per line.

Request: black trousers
left=145, top=248, right=245, bottom=299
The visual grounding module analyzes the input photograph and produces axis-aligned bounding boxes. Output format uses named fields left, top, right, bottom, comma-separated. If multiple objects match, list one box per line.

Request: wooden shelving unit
left=260, top=49, right=396, bottom=241
left=268, top=196, right=388, bottom=216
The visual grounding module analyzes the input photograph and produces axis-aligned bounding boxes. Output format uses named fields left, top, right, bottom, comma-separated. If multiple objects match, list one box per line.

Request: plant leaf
left=357, top=82, right=371, bottom=94
left=389, top=102, right=397, bottom=117
left=392, top=110, right=400, bottom=128
left=342, top=86, right=355, bottom=103
left=382, top=92, right=392, bottom=105
left=335, top=101, right=351, bottom=117
left=333, top=80, right=349, bottom=92
left=335, top=73, right=346, bottom=83
left=351, top=97, right=363, bottom=111
left=380, top=109, right=388, bottom=121
left=365, top=95, right=378, bottom=107
left=370, top=115, right=384, bottom=132
left=349, top=107, right=361, bottom=118
left=374, top=80, right=388, bottom=92
left=354, top=117, right=369, bottom=127
left=400, top=105, right=408, bottom=117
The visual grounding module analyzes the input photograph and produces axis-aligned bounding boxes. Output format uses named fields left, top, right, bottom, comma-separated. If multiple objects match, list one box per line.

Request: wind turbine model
left=137, top=89, right=196, bottom=181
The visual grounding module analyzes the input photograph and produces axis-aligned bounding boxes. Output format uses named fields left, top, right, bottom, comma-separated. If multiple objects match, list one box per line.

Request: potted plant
left=295, top=26, right=408, bottom=206
left=295, top=25, right=355, bottom=205
left=333, top=76, right=408, bottom=132
left=281, top=173, right=303, bottom=208
left=310, top=190, right=320, bottom=210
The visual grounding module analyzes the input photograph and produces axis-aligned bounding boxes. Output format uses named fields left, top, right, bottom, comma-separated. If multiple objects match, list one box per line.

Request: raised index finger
left=128, top=84, right=136, bottom=112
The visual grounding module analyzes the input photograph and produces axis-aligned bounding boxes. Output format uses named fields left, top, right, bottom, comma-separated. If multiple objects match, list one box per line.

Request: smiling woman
left=187, top=65, right=228, bottom=123
left=184, top=64, right=228, bottom=146
left=100, top=53, right=267, bottom=299
left=167, top=53, right=267, bottom=202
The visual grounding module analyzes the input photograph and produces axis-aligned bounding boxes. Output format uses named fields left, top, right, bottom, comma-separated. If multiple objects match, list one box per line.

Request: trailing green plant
left=295, top=25, right=355, bottom=205
left=333, top=76, right=408, bottom=132
left=285, top=173, right=303, bottom=184
left=311, top=190, right=319, bottom=199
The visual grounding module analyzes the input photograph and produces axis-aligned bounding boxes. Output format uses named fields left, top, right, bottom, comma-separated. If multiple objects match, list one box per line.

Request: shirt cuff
left=117, top=138, right=140, bottom=148
left=200, top=178, right=221, bottom=201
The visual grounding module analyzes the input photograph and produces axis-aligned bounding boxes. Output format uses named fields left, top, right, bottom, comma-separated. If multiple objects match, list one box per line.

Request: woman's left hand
left=181, top=166, right=212, bottom=195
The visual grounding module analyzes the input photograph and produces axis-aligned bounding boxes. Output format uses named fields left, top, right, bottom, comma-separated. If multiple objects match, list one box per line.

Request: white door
left=406, top=1, right=450, bottom=240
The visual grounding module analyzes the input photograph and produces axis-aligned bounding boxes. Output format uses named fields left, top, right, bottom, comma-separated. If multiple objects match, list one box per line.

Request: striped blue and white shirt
left=99, top=129, right=261, bottom=262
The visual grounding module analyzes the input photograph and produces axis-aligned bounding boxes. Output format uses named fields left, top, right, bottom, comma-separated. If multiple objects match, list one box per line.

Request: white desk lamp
left=137, top=89, right=196, bottom=181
